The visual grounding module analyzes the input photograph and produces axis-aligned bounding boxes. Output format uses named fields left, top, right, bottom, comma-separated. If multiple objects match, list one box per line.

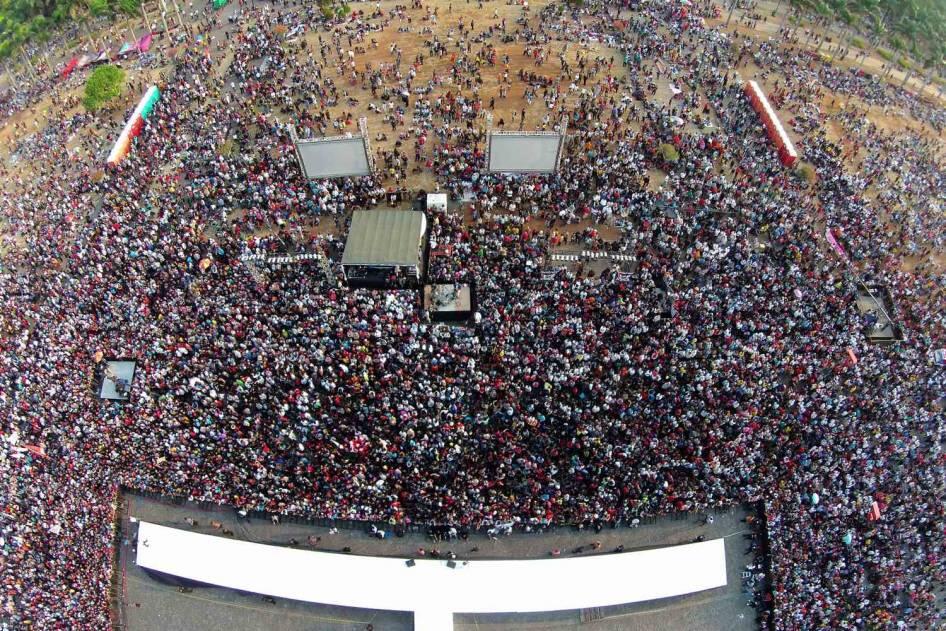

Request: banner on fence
left=106, top=85, right=161, bottom=166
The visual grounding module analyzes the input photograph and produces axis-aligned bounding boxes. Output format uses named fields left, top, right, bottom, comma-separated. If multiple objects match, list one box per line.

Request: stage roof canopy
left=341, top=210, right=426, bottom=268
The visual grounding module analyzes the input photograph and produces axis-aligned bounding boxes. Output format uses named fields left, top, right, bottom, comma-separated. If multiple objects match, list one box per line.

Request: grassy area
left=795, top=162, right=817, bottom=186
left=850, top=36, right=866, bottom=50
left=658, top=143, right=679, bottom=163
left=897, top=57, right=912, bottom=70
left=876, top=48, right=894, bottom=62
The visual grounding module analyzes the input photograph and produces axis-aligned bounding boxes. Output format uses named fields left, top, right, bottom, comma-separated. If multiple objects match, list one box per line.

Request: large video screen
left=295, top=136, right=371, bottom=179
left=487, top=132, right=564, bottom=173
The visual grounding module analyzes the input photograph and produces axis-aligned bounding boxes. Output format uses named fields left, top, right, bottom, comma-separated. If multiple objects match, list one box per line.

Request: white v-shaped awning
left=135, top=521, right=727, bottom=630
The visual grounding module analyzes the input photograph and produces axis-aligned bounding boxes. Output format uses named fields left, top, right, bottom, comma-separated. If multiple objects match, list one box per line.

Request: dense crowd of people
left=0, top=0, right=943, bottom=629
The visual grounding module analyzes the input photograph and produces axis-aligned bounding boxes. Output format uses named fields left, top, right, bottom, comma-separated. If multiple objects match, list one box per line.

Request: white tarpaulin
left=135, top=522, right=727, bottom=630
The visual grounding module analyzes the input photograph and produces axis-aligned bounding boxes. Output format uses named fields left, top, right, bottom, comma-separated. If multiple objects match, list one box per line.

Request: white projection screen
left=295, top=136, right=371, bottom=179
left=487, top=132, right=564, bottom=173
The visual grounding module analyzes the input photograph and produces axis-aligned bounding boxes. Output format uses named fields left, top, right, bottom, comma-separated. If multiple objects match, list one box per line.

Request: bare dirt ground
left=303, top=0, right=626, bottom=186
left=0, top=1, right=941, bottom=265
left=2, top=0, right=939, bottom=194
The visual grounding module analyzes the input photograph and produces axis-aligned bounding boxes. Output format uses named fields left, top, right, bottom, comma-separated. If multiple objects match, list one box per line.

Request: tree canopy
left=791, top=0, right=946, bottom=70
left=82, top=62, right=123, bottom=110
left=0, top=0, right=139, bottom=60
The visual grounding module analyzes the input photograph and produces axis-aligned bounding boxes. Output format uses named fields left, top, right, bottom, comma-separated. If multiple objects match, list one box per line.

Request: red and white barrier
left=744, top=80, right=798, bottom=167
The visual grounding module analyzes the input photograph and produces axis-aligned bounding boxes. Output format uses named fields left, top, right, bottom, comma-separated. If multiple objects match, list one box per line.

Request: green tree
left=117, top=0, right=139, bottom=15
left=87, top=0, right=109, bottom=16
left=786, top=0, right=946, bottom=84
left=83, top=63, right=124, bottom=110
left=795, top=162, right=817, bottom=185
left=658, top=143, right=679, bottom=163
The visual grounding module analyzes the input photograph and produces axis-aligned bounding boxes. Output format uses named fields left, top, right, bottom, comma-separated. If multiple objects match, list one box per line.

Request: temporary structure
left=107, top=85, right=161, bottom=165
left=341, top=210, right=427, bottom=283
left=743, top=80, right=798, bottom=167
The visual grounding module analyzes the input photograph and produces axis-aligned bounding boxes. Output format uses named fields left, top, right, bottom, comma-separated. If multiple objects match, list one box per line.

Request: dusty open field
left=0, top=0, right=942, bottom=266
